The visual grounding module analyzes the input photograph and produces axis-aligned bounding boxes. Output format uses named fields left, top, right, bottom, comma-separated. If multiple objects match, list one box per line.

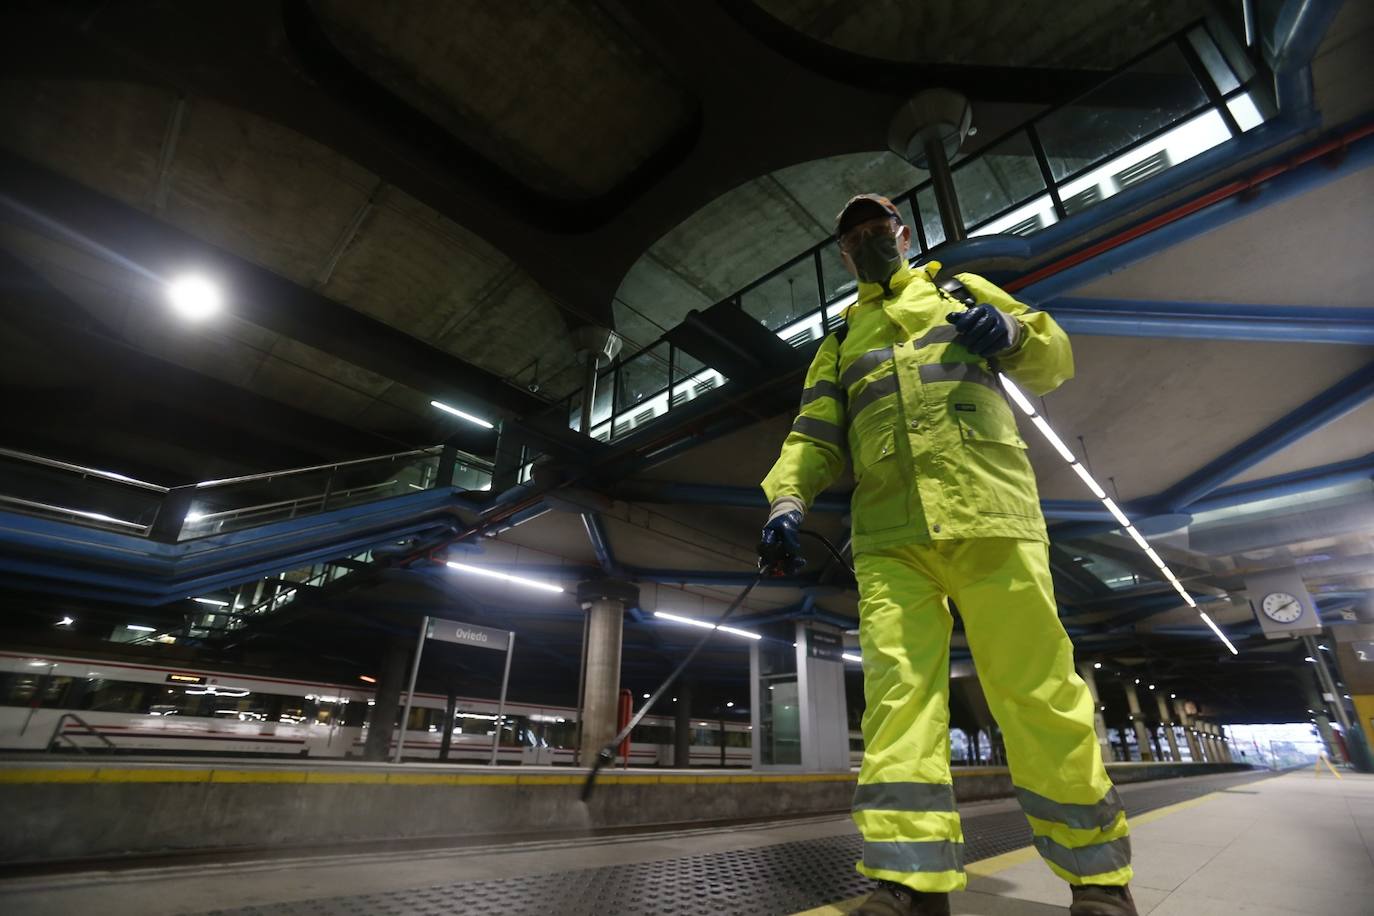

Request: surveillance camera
left=527, top=382, right=541, bottom=393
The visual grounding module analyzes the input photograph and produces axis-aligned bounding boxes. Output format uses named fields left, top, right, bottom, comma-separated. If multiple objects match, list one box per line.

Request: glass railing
left=0, top=445, right=493, bottom=542
left=551, top=21, right=1269, bottom=446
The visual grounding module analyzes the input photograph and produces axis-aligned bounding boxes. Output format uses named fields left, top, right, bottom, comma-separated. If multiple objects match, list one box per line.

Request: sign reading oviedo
left=426, top=618, right=511, bottom=652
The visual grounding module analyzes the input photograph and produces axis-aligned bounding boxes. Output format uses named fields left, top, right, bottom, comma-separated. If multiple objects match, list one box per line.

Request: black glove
left=946, top=303, right=1018, bottom=358
left=758, top=509, right=805, bottom=576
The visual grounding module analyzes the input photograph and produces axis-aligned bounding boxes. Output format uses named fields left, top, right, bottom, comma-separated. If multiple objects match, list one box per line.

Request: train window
left=724, top=731, right=751, bottom=748
left=632, top=724, right=671, bottom=744
left=82, top=679, right=154, bottom=714
left=692, top=727, right=720, bottom=747
left=341, top=701, right=368, bottom=727
left=0, top=673, right=74, bottom=708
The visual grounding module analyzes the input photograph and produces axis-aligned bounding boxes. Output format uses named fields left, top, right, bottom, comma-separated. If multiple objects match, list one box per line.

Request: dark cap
left=835, top=194, right=903, bottom=234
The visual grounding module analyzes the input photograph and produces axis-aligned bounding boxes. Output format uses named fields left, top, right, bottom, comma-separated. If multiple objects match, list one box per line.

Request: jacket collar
left=845, top=259, right=943, bottom=314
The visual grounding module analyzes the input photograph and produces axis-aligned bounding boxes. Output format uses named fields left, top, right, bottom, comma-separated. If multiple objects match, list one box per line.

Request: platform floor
left=1, top=768, right=1368, bottom=915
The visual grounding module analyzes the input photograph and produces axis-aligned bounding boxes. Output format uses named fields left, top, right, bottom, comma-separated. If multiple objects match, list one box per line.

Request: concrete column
left=363, top=640, right=411, bottom=761
left=1077, top=662, right=1113, bottom=762
left=1155, top=693, right=1181, bottom=762
left=674, top=683, right=693, bottom=768
left=1115, top=726, right=1130, bottom=762
left=1174, top=698, right=1204, bottom=762
left=439, top=690, right=457, bottom=761
left=579, top=596, right=625, bottom=759
left=1122, top=682, right=1153, bottom=761
left=1218, top=726, right=1234, bottom=763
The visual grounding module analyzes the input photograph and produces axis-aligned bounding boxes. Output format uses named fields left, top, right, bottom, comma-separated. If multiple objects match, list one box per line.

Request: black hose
left=799, top=529, right=855, bottom=577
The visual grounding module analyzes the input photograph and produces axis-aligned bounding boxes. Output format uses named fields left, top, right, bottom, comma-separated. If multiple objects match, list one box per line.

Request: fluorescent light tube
left=430, top=400, right=495, bottom=429
left=445, top=561, right=563, bottom=593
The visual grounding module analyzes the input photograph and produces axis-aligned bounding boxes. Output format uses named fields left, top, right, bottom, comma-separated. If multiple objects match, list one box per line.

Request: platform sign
left=426, top=618, right=510, bottom=652
left=805, top=627, right=843, bottom=662
left=1353, top=641, right=1374, bottom=662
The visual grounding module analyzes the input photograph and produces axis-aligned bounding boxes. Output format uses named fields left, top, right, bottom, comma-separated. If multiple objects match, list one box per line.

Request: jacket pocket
left=850, top=403, right=910, bottom=535
left=954, top=397, right=1040, bottom=520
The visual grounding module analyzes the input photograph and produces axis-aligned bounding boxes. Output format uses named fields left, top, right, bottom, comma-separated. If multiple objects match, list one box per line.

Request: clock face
left=1261, top=592, right=1304, bottom=624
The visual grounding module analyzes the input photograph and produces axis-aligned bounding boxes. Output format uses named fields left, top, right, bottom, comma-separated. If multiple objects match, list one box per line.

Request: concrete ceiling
left=753, top=0, right=1201, bottom=68
left=314, top=1, right=696, bottom=200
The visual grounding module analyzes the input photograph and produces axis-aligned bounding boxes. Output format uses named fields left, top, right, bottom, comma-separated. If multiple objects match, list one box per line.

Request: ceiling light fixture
left=1092, top=662, right=1102, bottom=669
left=167, top=274, right=222, bottom=319
left=192, top=597, right=229, bottom=607
left=430, top=400, right=494, bottom=429
left=653, top=610, right=761, bottom=640
left=445, top=561, right=563, bottom=593
left=999, top=374, right=1237, bottom=655
left=56, top=616, right=74, bottom=627
left=125, top=624, right=156, bottom=632
left=842, top=653, right=863, bottom=664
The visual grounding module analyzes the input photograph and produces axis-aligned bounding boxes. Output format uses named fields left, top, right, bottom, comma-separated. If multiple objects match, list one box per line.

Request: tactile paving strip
left=198, top=769, right=1277, bottom=916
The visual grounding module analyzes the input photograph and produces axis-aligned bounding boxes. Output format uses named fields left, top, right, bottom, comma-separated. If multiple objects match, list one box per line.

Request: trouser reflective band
left=853, top=781, right=957, bottom=813
left=1032, top=834, right=1132, bottom=878
left=864, top=840, right=965, bottom=874
left=1015, top=786, right=1124, bottom=831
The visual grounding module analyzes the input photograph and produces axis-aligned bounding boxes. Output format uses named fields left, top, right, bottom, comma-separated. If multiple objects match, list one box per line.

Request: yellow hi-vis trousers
left=852, top=537, right=1132, bottom=893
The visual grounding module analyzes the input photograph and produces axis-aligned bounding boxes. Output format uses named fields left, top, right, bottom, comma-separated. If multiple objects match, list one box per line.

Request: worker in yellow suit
left=758, top=195, right=1135, bottom=916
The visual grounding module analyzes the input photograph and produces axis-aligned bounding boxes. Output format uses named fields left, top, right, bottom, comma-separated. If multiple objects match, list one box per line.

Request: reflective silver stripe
left=853, top=781, right=956, bottom=813
left=800, top=378, right=844, bottom=408
left=841, top=348, right=894, bottom=389
left=918, top=363, right=999, bottom=391
left=849, top=374, right=900, bottom=420
left=1033, top=834, right=1132, bottom=878
left=911, top=326, right=958, bottom=349
left=863, top=840, right=965, bottom=874
left=791, top=415, right=844, bottom=446
left=1015, top=786, right=1124, bottom=831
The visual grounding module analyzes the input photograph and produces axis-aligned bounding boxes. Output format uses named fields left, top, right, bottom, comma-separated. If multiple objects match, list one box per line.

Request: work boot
left=1069, top=883, right=1137, bottom=915
left=851, top=880, right=950, bottom=916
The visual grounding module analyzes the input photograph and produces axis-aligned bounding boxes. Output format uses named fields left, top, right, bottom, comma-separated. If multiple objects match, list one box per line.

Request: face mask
left=847, top=228, right=903, bottom=291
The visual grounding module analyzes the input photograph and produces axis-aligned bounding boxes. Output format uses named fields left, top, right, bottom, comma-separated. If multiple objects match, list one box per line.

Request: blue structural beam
left=1187, top=452, right=1374, bottom=513
left=580, top=511, right=618, bottom=576
left=1044, top=298, right=1374, bottom=345
left=620, top=481, right=850, bottom=514
left=1161, top=359, right=1374, bottom=511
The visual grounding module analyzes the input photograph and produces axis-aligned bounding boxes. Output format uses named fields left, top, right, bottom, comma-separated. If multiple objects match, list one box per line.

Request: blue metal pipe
left=622, top=481, right=850, bottom=514
left=1044, top=298, right=1374, bottom=345
left=1163, top=359, right=1374, bottom=510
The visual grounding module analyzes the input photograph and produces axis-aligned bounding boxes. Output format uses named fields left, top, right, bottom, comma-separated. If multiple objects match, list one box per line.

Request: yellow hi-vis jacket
left=761, top=260, right=1074, bottom=554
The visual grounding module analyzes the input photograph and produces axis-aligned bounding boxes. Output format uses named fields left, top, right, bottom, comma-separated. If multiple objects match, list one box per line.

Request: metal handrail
left=0, top=493, right=151, bottom=532
left=194, top=447, right=448, bottom=489
left=48, top=713, right=117, bottom=753
left=0, top=446, right=168, bottom=493
left=186, top=479, right=401, bottom=526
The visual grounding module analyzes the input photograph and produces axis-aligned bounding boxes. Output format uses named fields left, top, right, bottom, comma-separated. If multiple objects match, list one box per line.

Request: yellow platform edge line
left=0, top=767, right=857, bottom=786
left=786, top=790, right=1227, bottom=916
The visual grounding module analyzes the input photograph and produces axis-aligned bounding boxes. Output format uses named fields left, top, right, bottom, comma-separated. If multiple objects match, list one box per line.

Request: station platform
left=2, top=766, right=1367, bottom=915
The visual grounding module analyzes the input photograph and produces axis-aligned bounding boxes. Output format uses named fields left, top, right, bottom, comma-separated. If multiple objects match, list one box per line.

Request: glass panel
left=569, top=369, right=614, bottom=438
left=0, top=451, right=164, bottom=535
left=758, top=628, right=800, bottom=766
left=896, top=196, right=923, bottom=252
left=1056, top=109, right=1232, bottom=217
left=1187, top=26, right=1240, bottom=95
left=953, top=131, right=1046, bottom=230
left=1038, top=43, right=1209, bottom=183
left=614, top=344, right=671, bottom=439
left=819, top=240, right=856, bottom=306
left=1227, top=92, right=1264, bottom=132
left=669, top=349, right=726, bottom=411
left=740, top=254, right=821, bottom=333
left=969, top=194, right=1059, bottom=238
left=916, top=184, right=946, bottom=248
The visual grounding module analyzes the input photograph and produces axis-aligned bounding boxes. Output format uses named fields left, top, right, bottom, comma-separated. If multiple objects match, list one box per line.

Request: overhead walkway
left=1, top=768, right=1366, bottom=915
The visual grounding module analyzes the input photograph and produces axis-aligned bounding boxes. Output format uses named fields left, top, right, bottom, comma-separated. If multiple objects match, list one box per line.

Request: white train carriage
left=0, top=651, right=754, bottom=765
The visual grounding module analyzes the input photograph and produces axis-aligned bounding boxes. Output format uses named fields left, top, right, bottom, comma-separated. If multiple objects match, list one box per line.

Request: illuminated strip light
left=430, top=400, right=495, bottom=429
left=842, top=653, right=863, bottom=664
left=445, top=561, right=564, bottom=593
left=998, top=374, right=1236, bottom=655
left=653, top=610, right=762, bottom=641
left=192, top=597, right=229, bottom=607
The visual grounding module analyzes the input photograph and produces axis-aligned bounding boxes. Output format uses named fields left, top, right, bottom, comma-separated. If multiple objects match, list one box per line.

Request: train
left=0, top=650, right=756, bottom=766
